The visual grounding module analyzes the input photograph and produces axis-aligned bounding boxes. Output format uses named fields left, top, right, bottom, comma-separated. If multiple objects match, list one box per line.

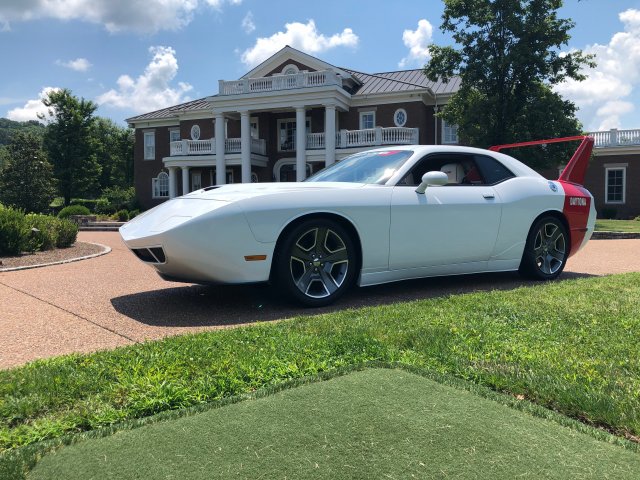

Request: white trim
left=393, top=108, right=407, bottom=127
left=152, top=171, right=169, bottom=198
left=282, top=63, right=300, bottom=75
left=605, top=166, right=626, bottom=204
left=143, top=131, right=155, bottom=160
left=273, top=158, right=313, bottom=182
left=169, top=128, right=180, bottom=143
left=359, top=111, right=375, bottom=130
left=277, top=116, right=311, bottom=152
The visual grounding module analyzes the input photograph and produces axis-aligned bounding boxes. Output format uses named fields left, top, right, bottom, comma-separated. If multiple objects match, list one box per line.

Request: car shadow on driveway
left=110, top=271, right=596, bottom=328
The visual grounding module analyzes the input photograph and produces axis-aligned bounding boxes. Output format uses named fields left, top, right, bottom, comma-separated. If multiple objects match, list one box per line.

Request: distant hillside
left=0, top=118, right=46, bottom=145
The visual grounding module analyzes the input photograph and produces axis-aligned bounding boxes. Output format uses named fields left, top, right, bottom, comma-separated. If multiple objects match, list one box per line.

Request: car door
left=388, top=154, right=503, bottom=270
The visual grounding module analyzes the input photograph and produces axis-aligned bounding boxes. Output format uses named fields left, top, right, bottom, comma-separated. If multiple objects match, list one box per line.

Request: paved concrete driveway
left=1, top=232, right=639, bottom=369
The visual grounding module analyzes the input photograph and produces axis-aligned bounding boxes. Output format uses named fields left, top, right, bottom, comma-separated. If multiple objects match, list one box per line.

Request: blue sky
left=1, top=0, right=639, bottom=131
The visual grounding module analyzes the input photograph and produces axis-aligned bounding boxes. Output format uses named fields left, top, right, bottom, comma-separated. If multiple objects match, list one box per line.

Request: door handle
left=483, top=193, right=495, bottom=199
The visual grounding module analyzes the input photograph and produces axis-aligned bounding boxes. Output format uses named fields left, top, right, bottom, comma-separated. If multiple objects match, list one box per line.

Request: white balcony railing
left=170, top=138, right=266, bottom=156
left=589, top=128, right=640, bottom=148
left=219, top=70, right=341, bottom=95
left=170, top=128, right=419, bottom=157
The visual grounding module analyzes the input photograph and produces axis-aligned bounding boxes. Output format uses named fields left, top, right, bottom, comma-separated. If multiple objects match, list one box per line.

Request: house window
left=278, top=118, right=310, bottom=151
left=144, top=131, right=155, bottom=160
left=394, top=109, right=407, bottom=127
left=169, top=129, right=180, bottom=143
left=251, top=172, right=259, bottom=183
left=190, top=124, right=201, bottom=140
left=191, top=171, right=202, bottom=191
left=282, top=64, right=299, bottom=75
left=442, top=120, right=459, bottom=144
left=210, top=169, right=234, bottom=185
left=250, top=118, right=259, bottom=139
left=152, top=172, right=169, bottom=198
left=274, top=160, right=312, bottom=182
left=605, top=167, right=626, bottom=204
left=359, top=111, right=375, bottom=130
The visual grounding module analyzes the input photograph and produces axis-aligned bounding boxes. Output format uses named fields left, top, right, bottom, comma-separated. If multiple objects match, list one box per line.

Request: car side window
left=399, top=154, right=487, bottom=186
left=473, top=155, right=515, bottom=185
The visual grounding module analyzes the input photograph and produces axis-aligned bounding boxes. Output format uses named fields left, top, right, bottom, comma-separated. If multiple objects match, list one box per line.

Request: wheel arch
left=529, top=209, right=571, bottom=255
left=269, top=212, right=363, bottom=282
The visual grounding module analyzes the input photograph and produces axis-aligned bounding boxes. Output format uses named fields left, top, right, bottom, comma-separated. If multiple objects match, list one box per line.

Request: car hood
left=182, top=182, right=368, bottom=202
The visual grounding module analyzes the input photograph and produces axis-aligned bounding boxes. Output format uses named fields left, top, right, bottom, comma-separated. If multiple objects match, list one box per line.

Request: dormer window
left=282, top=64, right=299, bottom=75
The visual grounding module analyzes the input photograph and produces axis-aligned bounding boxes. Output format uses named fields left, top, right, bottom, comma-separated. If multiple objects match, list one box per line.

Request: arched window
left=190, top=124, right=201, bottom=140
left=152, top=171, right=169, bottom=198
left=282, top=64, right=299, bottom=75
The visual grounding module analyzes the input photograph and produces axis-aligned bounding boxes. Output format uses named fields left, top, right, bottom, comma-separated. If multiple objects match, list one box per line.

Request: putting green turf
left=28, top=369, right=640, bottom=479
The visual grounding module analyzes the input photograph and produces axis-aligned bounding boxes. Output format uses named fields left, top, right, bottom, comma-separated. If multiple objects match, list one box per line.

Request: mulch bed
left=0, top=242, right=105, bottom=270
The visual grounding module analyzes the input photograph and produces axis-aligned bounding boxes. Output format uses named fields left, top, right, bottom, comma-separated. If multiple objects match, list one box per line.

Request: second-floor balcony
left=589, top=128, right=640, bottom=148
left=170, top=138, right=267, bottom=156
left=219, top=70, right=341, bottom=96
left=169, top=127, right=420, bottom=157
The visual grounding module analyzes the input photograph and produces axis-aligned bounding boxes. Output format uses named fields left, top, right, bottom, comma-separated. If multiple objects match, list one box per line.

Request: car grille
left=131, top=247, right=166, bottom=264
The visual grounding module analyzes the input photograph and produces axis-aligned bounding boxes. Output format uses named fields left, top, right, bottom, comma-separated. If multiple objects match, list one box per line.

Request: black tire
left=519, top=215, right=569, bottom=280
left=275, top=218, right=357, bottom=307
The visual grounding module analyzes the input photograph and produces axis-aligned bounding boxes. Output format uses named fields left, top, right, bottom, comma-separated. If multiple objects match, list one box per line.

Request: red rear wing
left=489, top=135, right=594, bottom=186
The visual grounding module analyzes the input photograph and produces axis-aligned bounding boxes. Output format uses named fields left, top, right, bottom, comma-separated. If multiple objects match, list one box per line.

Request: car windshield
left=305, top=150, right=414, bottom=184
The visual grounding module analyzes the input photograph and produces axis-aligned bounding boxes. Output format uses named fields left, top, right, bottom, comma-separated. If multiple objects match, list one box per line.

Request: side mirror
left=415, top=171, right=448, bottom=194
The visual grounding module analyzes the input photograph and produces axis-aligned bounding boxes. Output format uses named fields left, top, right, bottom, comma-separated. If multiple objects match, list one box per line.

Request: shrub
left=94, top=197, right=113, bottom=214
left=114, top=209, right=129, bottom=222
left=25, top=214, right=59, bottom=251
left=58, top=205, right=91, bottom=219
left=0, top=205, right=29, bottom=255
left=55, top=218, right=78, bottom=248
left=70, top=199, right=98, bottom=212
left=97, top=186, right=136, bottom=214
left=129, top=209, right=140, bottom=219
left=635, top=216, right=640, bottom=222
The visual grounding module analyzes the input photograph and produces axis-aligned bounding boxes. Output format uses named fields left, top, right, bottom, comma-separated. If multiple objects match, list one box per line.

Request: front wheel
left=275, top=219, right=357, bottom=307
left=519, top=216, right=569, bottom=280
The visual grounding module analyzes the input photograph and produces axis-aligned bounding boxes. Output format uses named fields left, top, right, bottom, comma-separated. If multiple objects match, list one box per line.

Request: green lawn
left=2, top=273, right=640, bottom=477
left=26, top=369, right=640, bottom=480
left=595, top=219, right=640, bottom=232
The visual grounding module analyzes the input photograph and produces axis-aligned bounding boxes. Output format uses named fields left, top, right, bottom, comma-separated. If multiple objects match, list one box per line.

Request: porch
left=168, top=127, right=420, bottom=157
left=589, top=128, right=640, bottom=148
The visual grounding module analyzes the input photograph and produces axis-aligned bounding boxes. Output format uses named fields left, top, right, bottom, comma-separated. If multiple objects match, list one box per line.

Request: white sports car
left=120, top=137, right=596, bottom=306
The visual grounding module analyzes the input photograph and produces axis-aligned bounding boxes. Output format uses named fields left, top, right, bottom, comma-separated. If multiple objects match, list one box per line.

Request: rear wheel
left=519, top=216, right=569, bottom=280
left=276, top=219, right=357, bottom=307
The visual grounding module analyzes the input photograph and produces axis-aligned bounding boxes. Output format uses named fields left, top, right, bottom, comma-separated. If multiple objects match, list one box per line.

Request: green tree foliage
left=0, top=118, right=46, bottom=146
left=41, top=89, right=101, bottom=205
left=425, top=0, right=595, bottom=168
left=0, top=132, right=56, bottom=213
left=92, top=117, right=134, bottom=190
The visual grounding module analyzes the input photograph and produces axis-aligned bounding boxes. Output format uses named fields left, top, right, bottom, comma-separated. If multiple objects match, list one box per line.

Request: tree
left=92, top=117, right=134, bottom=191
left=0, top=132, right=56, bottom=213
left=425, top=0, right=595, bottom=168
left=41, top=89, right=101, bottom=205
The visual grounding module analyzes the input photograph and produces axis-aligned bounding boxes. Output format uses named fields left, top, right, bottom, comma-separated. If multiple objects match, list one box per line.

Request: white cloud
left=56, top=57, right=92, bottom=72
left=6, top=87, right=60, bottom=122
left=97, top=46, right=192, bottom=114
left=0, top=0, right=240, bottom=34
left=241, top=11, right=255, bottom=34
left=555, top=9, right=640, bottom=130
left=240, top=20, right=358, bottom=68
left=399, top=19, right=433, bottom=68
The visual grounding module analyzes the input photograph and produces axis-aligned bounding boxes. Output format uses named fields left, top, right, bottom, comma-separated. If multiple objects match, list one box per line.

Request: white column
left=181, top=166, right=189, bottom=195
left=295, top=106, right=306, bottom=182
left=240, top=111, right=251, bottom=183
left=168, top=167, right=177, bottom=198
left=324, top=104, right=336, bottom=167
left=215, top=113, right=226, bottom=185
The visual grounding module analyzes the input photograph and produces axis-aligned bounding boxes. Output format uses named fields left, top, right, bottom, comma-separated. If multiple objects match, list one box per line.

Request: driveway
left=1, top=232, right=639, bottom=369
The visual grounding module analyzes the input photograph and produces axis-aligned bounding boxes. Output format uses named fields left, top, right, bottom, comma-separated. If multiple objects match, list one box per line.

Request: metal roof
left=126, top=70, right=461, bottom=123
left=343, top=68, right=461, bottom=96
left=126, top=97, right=213, bottom=123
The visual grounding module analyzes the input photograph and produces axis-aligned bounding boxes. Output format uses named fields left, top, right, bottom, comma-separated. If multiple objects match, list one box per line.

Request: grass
left=1, top=274, right=640, bottom=462
left=25, top=369, right=640, bottom=479
left=595, top=219, right=640, bottom=232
